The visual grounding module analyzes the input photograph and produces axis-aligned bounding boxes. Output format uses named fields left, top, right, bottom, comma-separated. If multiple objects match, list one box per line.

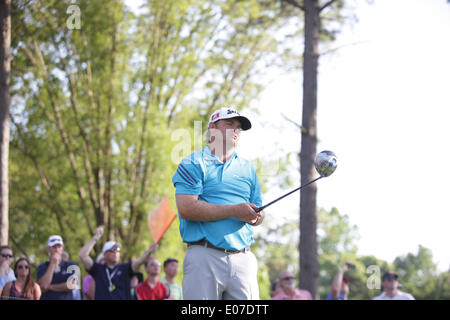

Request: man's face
left=382, top=278, right=398, bottom=294
left=47, top=244, right=63, bottom=256
left=164, top=261, right=178, bottom=277
left=280, top=272, right=296, bottom=290
left=146, top=257, right=161, bottom=277
left=0, top=248, right=13, bottom=266
left=209, top=119, right=242, bottom=148
left=104, top=245, right=121, bottom=264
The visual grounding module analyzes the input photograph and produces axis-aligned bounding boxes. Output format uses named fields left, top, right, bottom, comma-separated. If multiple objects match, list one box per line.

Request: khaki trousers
left=182, top=244, right=259, bottom=300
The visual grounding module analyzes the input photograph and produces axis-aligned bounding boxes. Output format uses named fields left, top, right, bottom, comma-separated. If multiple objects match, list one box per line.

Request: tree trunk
left=0, top=0, right=10, bottom=246
left=299, top=0, right=320, bottom=299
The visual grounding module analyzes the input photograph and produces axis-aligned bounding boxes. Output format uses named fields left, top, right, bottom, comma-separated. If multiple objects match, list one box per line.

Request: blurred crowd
left=1, top=232, right=414, bottom=300
left=0, top=227, right=182, bottom=300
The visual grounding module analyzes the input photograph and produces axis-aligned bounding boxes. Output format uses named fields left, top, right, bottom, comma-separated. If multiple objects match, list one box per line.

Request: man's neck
left=386, top=289, right=398, bottom=298
left=147, top=275, right=159, bottom=287
left=284, top=288, right=296, bottom=297
left=106, top=261, right=119, bottom=269
left=164, top=275, right=174, bottom=285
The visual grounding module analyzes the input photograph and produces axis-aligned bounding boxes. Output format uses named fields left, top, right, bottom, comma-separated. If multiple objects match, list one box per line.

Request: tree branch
left=281, top=113, right=308, bottom=134
left=319, top=40, right=368, bottom=56
left=284, top=0, right=305, bottom=11
left=319, top=0, right=338, bottom=12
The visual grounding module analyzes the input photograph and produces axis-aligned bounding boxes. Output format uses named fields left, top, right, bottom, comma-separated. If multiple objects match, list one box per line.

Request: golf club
left=255, top=150, right=337, bottom=213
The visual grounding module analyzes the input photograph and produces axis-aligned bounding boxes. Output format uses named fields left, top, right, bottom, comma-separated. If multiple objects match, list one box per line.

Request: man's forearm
left=132, top=243, right=158, bottom=272
left=48, top=282, right=71, bottom=293
left=38, top=263, right=56, bottom=292
left=132, top=250, right=151, bottom=273
left=331, top=271, right=344, bottom=297
left=78, top=237, right=97, bottom=270
left=79, top=237, right=97, bottom=258
left=176, top=197, right=236, bottom=221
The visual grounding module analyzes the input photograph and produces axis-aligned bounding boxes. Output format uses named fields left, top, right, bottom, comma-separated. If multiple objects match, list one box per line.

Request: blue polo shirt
left=37, top=261, right=79, bottom=300
left=327, top=291, right=346, bottom=300
left=172, top=145, right=262, bottom=251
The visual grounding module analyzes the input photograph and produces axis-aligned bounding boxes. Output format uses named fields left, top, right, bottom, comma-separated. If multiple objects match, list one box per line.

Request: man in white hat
left=172, top=107, right=264, bottom=300
left=37, top=235, right=79, bottom=300
left=79, top=226, right=158, bottom=300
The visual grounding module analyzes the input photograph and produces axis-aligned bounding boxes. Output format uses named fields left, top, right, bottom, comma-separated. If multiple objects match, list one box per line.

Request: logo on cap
left=48, top=235, right=64, bottom=247
left=211, top=112, right=220, bottom=121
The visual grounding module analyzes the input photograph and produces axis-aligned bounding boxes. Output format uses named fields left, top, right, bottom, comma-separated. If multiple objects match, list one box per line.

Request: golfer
left=172, top=107, right=264, bottom=300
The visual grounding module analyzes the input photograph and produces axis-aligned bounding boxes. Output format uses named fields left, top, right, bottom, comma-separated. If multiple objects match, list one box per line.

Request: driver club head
left=314, top=150, right=337, bottom=177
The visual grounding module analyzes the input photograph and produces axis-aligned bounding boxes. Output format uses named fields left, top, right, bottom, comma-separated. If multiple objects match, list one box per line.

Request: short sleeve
left=36, top=263, right=46, bottom=281
left=136, top=283, right=144, bottom=300
left=124, top=261, right=133, bottom=278
left=172, top=155, right=204, bottom=195
left=88, top=262, right=101, bottom=277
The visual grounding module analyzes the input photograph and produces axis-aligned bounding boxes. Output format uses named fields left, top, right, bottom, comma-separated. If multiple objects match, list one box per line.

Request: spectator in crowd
left=136, top=256, right=170, bottom=300
left=327, top=263, right=351, bottom=300
left=79, top=226, right=159, bottom=300
left=37, top=235, right=79, bottom=300
left=82, top=253, right=105, bottom=300
left=2, top=257, right=41, bottom=300
left=373, top=271, right=415, bottom=300
left=272, top=271, right=313, bottom=300
left=130, top=272, right=143, bottom=300
left=270, top=280, right=281, bottom=298
left=160, top=258, right=182, bottom=300
left=59, top=251, right=82, bottom=300
left=0, top=245, right=16, bottom=297
left=61, top=251, right=69, bottom=262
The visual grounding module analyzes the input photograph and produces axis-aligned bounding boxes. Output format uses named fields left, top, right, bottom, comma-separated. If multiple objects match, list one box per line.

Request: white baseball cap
left=96, top=253, right=105, bottom=262
left=47, top=235, right=64, bottom=247
left=208, top=107, right=252, bottom=130
left=102, top=241, right=121, bottom=254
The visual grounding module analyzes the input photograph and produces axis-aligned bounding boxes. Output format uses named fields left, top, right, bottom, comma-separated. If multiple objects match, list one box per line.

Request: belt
left=187, top=239, right=250, bottom=254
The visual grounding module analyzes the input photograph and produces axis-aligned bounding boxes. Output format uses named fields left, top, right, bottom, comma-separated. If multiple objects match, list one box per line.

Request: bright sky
left=125, top=0, right=450, bottom=272
left=238, top=0, right=450, bottom=272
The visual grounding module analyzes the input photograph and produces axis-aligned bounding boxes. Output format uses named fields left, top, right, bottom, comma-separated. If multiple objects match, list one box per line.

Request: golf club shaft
left=255, top=176, right=324, bottom=213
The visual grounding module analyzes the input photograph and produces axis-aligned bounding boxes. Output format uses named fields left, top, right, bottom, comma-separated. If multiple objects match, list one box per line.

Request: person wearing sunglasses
left=272, top=271, right=312, bottom=300
left=79, top=225, right=159, bottom=300
left=136, top=256, right=171, bottom=300
left=2, top=258, right=41, bottom=300
left=0, top=245, right=16, bottom=297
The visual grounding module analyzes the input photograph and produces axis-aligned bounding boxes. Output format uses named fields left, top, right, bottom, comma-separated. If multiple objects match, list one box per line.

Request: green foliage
left=9, top=0, right=302, bottom=274
left=253, top=217, right=299, bottom=299
left=255, top=206, right=450, bottom=300
left=392, top=245, right=439, bottom=300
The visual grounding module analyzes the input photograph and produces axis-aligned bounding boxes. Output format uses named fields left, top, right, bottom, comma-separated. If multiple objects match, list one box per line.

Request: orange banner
left=147, top=194, right=177, bottom=244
